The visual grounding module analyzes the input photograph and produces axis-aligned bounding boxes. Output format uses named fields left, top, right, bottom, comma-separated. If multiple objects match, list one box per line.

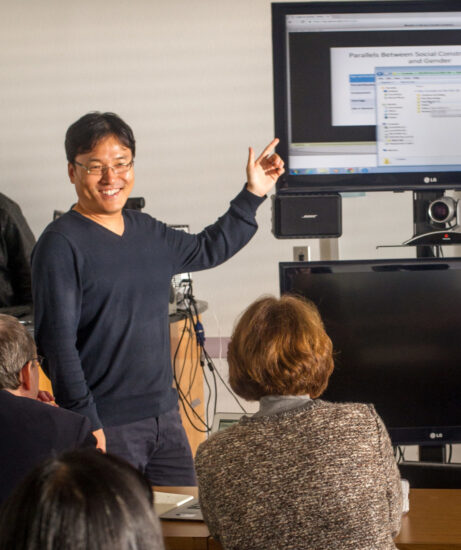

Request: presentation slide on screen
left=330, top=45, right=461, bottom=127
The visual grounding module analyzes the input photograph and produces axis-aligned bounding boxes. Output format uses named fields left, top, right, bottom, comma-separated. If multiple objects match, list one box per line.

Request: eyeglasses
left=31, top=355, right=45, bottom=368
left=74, top=160, right=134, bottom=176
left=21, top=355, right=45, bottom=371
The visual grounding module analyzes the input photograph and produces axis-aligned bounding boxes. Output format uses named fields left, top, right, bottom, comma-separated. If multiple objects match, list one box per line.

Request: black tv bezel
left=279, top=257, right=461, bottom=446
left=272, top=0, right=461, bottom=194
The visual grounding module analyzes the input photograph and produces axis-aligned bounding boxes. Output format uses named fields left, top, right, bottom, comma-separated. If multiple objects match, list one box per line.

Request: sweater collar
left=254, top=394, right=311, bottom=418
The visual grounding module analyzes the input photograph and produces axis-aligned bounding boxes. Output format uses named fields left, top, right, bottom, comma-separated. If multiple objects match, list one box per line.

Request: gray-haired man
left=0, top=314, right=95, bottom=505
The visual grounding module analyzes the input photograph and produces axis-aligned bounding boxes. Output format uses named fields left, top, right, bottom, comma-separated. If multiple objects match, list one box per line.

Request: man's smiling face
left=68, top=134, right=135, bottom=218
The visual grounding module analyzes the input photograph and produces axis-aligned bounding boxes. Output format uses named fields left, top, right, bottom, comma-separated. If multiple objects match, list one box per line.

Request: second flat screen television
left=279, top=258, right=461, bottom=447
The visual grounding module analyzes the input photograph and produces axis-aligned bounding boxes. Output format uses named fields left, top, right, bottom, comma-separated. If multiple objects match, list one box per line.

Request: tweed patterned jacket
left=195, top=400, right=402, bottom=550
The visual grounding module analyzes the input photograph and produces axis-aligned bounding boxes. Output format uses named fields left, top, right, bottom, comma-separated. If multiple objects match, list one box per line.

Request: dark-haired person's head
left=228, top=294, right=334, bottom=401
left=65, top=112, right=136, bottom=219
left=65, top=112, right=136, bottom=163
left=0, top=449, right=164, bottom=550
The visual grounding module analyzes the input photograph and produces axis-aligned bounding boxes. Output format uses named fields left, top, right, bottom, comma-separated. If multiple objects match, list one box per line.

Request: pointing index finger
left=255, top=138, right=280, bottom=164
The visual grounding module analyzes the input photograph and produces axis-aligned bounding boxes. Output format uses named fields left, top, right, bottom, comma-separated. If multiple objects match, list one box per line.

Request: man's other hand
left=92, top=428, right=107, bottom=452
left=37, top=390, right=58, bottom=407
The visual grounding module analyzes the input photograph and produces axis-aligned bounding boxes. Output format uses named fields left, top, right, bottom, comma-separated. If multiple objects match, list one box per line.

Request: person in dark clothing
left=0, top=314, right=96, bottom=506
left=0, top=193, right=35, bottom=308
left=32, top=111, right=284, bottom=485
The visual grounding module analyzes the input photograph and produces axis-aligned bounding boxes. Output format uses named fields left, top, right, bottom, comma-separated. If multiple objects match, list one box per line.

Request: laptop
left=210, top=412, right=247, bottom=433
left=159, top=497, right=203, bottom=521
left=161, top=413, right=250, bottom=521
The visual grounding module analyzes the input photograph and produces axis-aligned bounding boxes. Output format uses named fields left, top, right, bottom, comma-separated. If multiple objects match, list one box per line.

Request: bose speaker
left=272, top=194, right=342, bottom=238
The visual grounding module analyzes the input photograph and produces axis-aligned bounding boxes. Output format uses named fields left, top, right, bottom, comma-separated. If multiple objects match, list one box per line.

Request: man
left=32, top=111, right=284, bottom=485
left=0, top=314, right=96, bottom=505
left=0, top=193, right=35, bottom=308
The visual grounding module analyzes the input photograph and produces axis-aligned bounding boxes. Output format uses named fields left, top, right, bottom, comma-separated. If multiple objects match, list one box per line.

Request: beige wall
left=0, top=0, right=417, bottom=335
left=2, top=1, right=459, bottom=440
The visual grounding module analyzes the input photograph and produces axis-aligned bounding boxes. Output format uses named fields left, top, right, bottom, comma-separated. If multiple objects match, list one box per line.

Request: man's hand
left=92, top=428, right=106, bottom=452
left=37, top=390, right=58, bottom=407
left=246, top=138, right=285, bottom=197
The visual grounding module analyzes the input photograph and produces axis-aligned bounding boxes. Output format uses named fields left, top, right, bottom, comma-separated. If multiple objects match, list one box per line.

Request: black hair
left=65, top=112, right=136, bottom=163
left=0, top=449, right=164, bottom=550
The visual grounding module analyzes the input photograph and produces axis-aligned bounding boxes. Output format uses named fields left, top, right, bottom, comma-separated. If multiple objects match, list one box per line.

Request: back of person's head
left=65, top=112, right=136, bottom=163
left=0, top=449, right=164, bottom=550
left=0, top=314, right=35, bottom=390
left=228, top=294, right=334, bottom=400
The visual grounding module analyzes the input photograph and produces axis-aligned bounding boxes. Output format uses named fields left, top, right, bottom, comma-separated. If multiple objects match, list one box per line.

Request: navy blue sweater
left=32, top=188, right=264, bottom=429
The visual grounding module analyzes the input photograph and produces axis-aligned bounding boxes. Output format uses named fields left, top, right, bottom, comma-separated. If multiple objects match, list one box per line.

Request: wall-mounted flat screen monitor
left=272, top=1, right=461, bottom=192
left=279, top=258, right=461, bottom=446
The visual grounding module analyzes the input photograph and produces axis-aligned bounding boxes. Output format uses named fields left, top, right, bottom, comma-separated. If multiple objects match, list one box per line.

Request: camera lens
left=431, top=202, right=449, bottom=221
left=428, top=197, right=456, bottom=224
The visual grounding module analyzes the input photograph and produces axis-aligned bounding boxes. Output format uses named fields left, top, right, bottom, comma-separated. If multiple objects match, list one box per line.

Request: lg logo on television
left=429, top=432, right=443, bottom=439
left=424, top=177, right=438, bottom=184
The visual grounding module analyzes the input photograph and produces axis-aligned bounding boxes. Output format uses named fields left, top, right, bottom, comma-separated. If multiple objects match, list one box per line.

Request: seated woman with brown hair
left=195, top=294, right=402, bottom=550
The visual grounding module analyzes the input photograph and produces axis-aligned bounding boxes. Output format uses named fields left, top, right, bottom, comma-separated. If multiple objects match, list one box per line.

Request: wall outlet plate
left=293, top=246, right=309, bottom=261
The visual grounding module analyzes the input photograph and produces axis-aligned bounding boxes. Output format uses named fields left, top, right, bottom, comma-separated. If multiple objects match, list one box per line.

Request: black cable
left=171, top=296, right=212, bottom=433
left=177, top=279, right=249, bottom=426
left=177, top=316, right=193, bottom=391
left=173, top=344, right=210, bottom=433
left=202, top=346, right=247, bottom=414
left=211, top=366, right=218, bottom=420
left=183, top=282, right=216, bottom=431
left=187, top=286, right=246, bottom=414
left=185, top=311, right=200, bottom=394
left=447, top=444, right=452, bottom=463
left=172, top=318, right=199, bottom=418
left=395, top=445, right=405, bottom=463
left=202, top=350, right=218, bottom=420
left=175, top=379, right=210, bottom=433
left=194, top=350, right=218, bottom=428
left=202, top=356, right=213, bottom=427
left=176, top=328, right=190, bottom=387
left=172, top=312, right=189, bottom=382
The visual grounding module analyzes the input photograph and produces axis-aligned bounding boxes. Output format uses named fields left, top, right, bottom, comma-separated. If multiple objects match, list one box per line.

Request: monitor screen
left=272, top=1, right=461, bottom=192
left=279, top=258, right=461, bottom=446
